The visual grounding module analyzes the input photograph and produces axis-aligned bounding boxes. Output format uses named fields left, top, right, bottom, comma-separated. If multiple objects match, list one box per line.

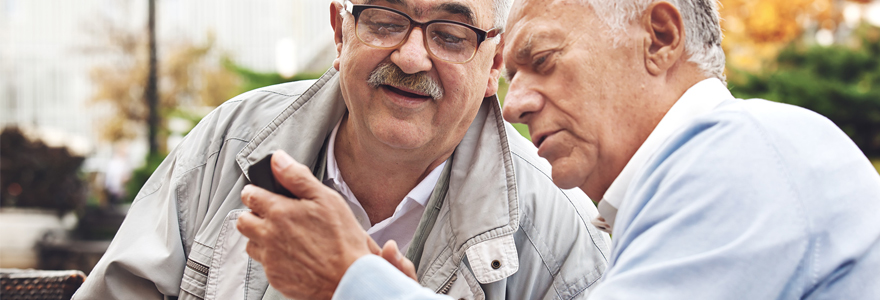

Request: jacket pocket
left=443, top=263, right=485, bottom=300
left=180, top=241, right=213, bottom=299
left=179, top=209, right=250, bottom=300
left=204, top=209, right=250, bottom=300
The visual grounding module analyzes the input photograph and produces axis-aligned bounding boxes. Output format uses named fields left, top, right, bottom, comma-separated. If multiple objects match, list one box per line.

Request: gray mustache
left=367, top=63, right=444, bottom=100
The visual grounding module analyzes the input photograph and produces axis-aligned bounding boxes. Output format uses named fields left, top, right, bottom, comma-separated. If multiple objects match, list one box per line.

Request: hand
left=378, top=240, right=418, bottom=281
left=236, top=150, right=379, bottom=300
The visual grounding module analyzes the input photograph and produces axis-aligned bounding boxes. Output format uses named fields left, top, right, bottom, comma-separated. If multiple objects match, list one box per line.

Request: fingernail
left=391, top=241, right=401, bottom=260
left=273, top=150, right=294, bottom=169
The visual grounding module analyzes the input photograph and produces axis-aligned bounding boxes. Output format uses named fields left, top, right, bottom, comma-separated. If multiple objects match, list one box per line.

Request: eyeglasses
left=343, top=0, right=501, bottom=64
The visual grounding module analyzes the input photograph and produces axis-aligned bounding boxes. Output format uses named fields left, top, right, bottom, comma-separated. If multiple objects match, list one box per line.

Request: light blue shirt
left=334, top=79, right=880, bottom=299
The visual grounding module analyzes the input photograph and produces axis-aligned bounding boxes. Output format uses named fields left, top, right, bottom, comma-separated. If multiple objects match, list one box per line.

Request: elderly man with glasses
left=73, top=0, right=611, bottom=299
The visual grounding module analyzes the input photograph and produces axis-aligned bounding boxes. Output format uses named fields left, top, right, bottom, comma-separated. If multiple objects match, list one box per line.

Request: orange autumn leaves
left=719, top=0, right=856, bottom=71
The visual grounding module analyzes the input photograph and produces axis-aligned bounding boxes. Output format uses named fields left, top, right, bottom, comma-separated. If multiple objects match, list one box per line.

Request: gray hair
left=493, top=0, right=513, bottom=31
left=583, top=0, right=726, bottom=81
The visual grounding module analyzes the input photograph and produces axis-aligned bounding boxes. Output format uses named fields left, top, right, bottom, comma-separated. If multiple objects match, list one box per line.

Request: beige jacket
left=74, top=69, right=611, bottom=300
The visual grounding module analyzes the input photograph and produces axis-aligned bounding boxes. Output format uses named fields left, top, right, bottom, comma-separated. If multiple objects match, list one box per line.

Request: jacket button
left=491, top=260, right=501, bottom=269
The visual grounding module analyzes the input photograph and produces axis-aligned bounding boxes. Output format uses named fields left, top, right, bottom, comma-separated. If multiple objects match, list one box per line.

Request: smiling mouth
left=383, top=85, right=431, bottom=99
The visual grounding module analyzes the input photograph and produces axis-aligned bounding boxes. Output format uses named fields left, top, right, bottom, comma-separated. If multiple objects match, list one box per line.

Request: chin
left=373, top=127, right=431, bottom=150
left=550, top=165, right=587, bottom=190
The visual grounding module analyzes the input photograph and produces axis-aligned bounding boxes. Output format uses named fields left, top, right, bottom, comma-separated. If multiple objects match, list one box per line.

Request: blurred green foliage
left=729, top=26, right=880, bottom=157
left=223, top=59, right=325, bottom=94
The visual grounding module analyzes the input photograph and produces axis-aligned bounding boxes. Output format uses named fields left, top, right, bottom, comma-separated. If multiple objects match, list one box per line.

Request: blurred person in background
left=239, top=0, right=880, bottom=298
left=74, top=0, right=611, bottom=299
left=103, top=144, right=131, bottom=206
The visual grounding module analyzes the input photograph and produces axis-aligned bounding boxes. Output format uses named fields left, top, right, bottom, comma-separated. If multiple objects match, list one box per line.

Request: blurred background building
left=0, top=0, right=335, bottom=171
left=1, top=0, right=879, bottom=274
left=1, top=0, right=335, bottom=270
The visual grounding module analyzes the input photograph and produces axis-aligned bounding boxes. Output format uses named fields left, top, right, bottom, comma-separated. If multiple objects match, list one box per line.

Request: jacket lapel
left=236, top=69, right=347, bottom=180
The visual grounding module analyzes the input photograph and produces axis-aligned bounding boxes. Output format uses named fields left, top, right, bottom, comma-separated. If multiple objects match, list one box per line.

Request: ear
left=484, top=35, right=505, bottom=98
left=330, top=2, right=345, bottom=71
left=641, top=2, right=685, bottom=76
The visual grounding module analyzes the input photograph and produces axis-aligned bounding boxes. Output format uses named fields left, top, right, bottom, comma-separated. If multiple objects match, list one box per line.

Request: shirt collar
left=325, top=118, right=445, bottom=210
left=592, top=78, right=733, bottom=233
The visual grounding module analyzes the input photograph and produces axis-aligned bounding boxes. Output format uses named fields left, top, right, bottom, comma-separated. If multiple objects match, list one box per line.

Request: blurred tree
left=86, top=23, right=240, bottom=151
left=720, top=0, right=838, bottom=71
left=729, top=25, right=880, bottom=156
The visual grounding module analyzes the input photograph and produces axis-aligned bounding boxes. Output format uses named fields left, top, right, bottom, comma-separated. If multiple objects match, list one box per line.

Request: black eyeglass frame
left=344, top=1, right=501, bottom=64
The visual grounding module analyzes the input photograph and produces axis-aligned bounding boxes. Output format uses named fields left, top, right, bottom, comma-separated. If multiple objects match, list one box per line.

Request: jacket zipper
left=186, top=258, right=210, bottom=276
left=437, top=273, right=458, bottom=294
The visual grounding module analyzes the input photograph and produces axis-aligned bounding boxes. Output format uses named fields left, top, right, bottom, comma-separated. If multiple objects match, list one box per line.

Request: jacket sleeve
left=333, top=255, right=452, bottom=300
left=73, top=149, right=189, bottom=299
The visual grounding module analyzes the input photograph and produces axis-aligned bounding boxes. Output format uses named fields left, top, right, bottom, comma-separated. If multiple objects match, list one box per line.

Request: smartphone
left=248, top=153, right=297, bottom=198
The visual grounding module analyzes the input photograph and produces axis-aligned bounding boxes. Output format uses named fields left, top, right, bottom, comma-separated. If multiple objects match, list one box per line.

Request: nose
left=502, top=77, right=544, bottom=125
left=390, top=27, right=433, bottom=74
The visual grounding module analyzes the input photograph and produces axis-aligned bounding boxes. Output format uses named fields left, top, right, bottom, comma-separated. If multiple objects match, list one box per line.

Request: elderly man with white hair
left=235, top=0, right=880, bottom=299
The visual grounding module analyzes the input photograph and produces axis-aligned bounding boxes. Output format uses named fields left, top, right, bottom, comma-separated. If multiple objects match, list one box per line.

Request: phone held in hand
left=248, top=153, right=297, bottom=199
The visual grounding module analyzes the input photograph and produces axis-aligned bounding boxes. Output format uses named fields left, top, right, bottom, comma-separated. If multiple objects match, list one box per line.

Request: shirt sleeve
left=588, top=112, right=813, bottom=299
left=333, top=255, right=453, bottom=300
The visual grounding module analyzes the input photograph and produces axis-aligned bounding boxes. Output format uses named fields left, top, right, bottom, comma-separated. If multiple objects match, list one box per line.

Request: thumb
left=271, top=150, right=330, bottom=201
left=381, top=240, right=418, bottom=281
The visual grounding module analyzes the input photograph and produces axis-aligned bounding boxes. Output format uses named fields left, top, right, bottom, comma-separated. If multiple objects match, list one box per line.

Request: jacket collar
left=236, top=68, right=347, bottom=178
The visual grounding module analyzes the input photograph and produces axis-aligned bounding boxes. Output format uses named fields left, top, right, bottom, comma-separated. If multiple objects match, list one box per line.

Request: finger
left=245, top=240, right=264, bottom=263
left=271, top=150, right=333, bottom=201
left=380, top=240, right=417, bottom=281
left=236, top=211, right=267, bottom=239
left=367, top=236, right=381, bottom=255
left=241, top=184, right=282, bottom=216
left=399, top=255, right=417, bottom=281
left=380, top=240, right=400, bottom=264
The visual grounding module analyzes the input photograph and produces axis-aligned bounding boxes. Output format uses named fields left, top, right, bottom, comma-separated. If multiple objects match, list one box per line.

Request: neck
left=334, top=113, right=453, bottom=225
left=585, top=63, right=709, bottom=201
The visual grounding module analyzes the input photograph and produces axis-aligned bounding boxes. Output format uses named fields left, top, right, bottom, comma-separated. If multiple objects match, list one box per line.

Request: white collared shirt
left=592, top=78, right=733, bottom=233
left=326, top=119, right=447, bottom=252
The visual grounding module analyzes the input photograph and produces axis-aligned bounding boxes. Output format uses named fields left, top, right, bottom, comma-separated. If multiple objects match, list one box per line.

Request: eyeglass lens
left=356, top=8, right=479, bottom=63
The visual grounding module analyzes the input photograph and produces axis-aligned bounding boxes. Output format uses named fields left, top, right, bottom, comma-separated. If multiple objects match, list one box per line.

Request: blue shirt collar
left=592, top=78, right=733, bottom=233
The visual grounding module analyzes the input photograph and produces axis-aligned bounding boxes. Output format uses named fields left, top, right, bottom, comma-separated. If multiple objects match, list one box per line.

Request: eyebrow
left=363, top=0, right=477, bottom=26
left=503, top=35, right=536, bottom=80
left=432, top=3, right=476, bottom=26
left=364, top=0, right=405, bottom=5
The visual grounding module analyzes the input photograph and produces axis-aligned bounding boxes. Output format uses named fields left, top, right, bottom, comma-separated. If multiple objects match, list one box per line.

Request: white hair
left=582, top=0, right=726, bottom=81
left=493, top=0, right=513, bottom=31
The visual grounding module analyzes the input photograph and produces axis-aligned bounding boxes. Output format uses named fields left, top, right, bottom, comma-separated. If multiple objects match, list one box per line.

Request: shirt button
left=491, top=260, right=501, bottom=269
